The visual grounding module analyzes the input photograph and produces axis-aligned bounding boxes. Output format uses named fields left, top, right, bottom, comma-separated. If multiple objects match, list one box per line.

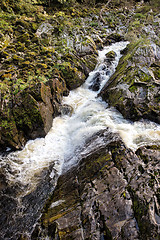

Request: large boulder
left=31, top=129, right=160, bottom=240
left=100, top=39, right=160, bottom=124
left=0, top=77, right=69, bottom=151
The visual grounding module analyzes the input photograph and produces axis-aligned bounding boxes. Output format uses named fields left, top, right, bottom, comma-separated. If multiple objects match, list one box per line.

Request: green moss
left=133, top=13, right=146, bottom=20
left=129, top=85, right=138, bottom=93
left=153, top=67, right=160, bottom=79
left=90, top=21, right=99, bottom=27
left=17, top=32, right=30, bottom=42
left=127, top=187, right=153, bottom=239
left=122, top=192, right=126, bottom=199
left=15, top=19, right=31, bottom=29
left=13, top=92, right=43, bottom=131
left=136, top=149, right=149, bottom=164
left=12, top=54, right=24, bottom=62
left=37, top=63, right=48, bottom=69
left=22, top=61, right=30, bottom=65
left=105, top=50, right=116, bottom=59
left=135, top=6, right=151, bottom=14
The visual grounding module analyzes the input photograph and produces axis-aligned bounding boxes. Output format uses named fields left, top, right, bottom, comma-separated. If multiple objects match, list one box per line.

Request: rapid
left=0, top=41, right=160, bottom=239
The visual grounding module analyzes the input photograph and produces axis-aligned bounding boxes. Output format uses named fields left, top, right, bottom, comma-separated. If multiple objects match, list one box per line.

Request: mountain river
left=0, top=41, right=160, bottom=239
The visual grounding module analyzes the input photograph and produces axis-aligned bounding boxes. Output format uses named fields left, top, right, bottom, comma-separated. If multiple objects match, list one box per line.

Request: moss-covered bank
left=0, top=1, right=101, bottom=150
left=0, top=0, right=160, bottom=149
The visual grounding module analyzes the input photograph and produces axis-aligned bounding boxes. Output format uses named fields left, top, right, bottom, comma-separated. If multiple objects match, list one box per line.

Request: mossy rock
left=41, top=46, right=55, bottom=54
left=82, top=54, right=98, bottom=73
left=15, top=19, right=31, bottom=30
left=21, top=61, right=31, bottom=66
left=60, top=65, right=86, bottom=90
left=100, top=39, right=160, bottom=123
left=104, top=33, right=125, bottom=45
left=37, top=63, right=48, bottom=69
left=0, top=50, right=9, bottom=59
left=13, top=91, right=45, bottom=139
left=12, top=54, right=24, bottom=62
left=0, top=116, right=23, bottom=150
left=17, top=32, right=30, bottom=43
left=27, top=51, right=37, bottom=57
left=105, top=51, right=117, bottom=59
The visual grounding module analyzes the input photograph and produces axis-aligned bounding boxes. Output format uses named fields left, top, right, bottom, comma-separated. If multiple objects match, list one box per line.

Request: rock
left=0, top=76, right=69, bottom=150
left=59, top=104, right=73, bottom=116
left=93, top=34, right=104, bottom=50
left=38, top=83, right=54, bottom=134
left=89, top=72, right=102, bottom=91
left=32, top=129, right=160, bottom=239
left=104, top=33, right=125, bottom=45
left=104, top=50, right=117, bottom=68
left=0, top=113, right=24, bottom=150
left=105, top=50, right=117, bottom=61
left=75, top=36, right=98, bottom=57
left=36, top=22, right=54, bottom=37
left=81, top=53, right=98, bottom=74
left=13, top=91, right=45, bottom=140
left=100, top=40, right=160, bottom=124
left=0, top=160, right=58, bottom=240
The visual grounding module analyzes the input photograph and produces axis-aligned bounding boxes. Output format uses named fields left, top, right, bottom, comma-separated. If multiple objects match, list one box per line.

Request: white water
left=4, top=41, right=160, bottom=189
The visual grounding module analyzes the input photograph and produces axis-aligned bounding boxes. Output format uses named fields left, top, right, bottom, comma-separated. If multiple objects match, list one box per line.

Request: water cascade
left=1, top=41, right=160, bottom=239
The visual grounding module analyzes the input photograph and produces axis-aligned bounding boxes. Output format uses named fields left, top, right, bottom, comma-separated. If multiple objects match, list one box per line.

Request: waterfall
left=6, top=41, right=160, bottom=186
left=0, top=41, right=160, bottom=239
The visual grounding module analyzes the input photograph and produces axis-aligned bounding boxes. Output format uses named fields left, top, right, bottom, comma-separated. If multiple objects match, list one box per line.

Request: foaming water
left=3, top=41, right=160, bottom=190
left=1, top=41, right=160, bottom=239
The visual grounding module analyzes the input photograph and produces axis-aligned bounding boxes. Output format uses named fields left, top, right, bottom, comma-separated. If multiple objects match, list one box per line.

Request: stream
left=0, top=41, right=160, bottom=239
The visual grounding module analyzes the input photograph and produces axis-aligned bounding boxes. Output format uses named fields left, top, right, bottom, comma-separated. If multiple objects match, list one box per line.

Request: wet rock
left=0, top=160, right=58, bottom=240
left=0, top=76, right=69, bottom=150
left=89, top=72, right=102, bottom=91
left=60, top=104, right=73, bottom=116
left=104, top=50, right=117, bottom=68
left=104, top=33, right=125, bottom=45
left=32, top=129, right=160, bottom=239
left=100, top=40, right=160, bottom=124
left=105, top=50, right=117, bottom=62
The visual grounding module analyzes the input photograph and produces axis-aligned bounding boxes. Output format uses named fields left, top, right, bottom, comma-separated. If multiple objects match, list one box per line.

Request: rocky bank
left=100, top=39, right=160, bottom=124
left=0, top=1, right=100, bottom=150
left=31, top=129, right=160, bottom=240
